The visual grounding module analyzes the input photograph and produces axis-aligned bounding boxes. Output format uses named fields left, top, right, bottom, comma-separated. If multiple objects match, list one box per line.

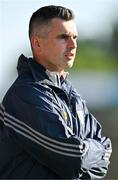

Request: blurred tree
left=71, top=40, right=117, bottom=72
left=110, top=21, right=118, bottom=56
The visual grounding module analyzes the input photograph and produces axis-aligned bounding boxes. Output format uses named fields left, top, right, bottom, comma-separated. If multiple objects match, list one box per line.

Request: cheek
left=55, top=43, right=66, bottom=54
left=49, top=46, right=63, bottom=56
left=43, top=40, right=66, bottom=58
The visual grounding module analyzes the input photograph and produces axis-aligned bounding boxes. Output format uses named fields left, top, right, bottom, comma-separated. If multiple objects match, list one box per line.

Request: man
left=0, top=5, right=112, bottom=179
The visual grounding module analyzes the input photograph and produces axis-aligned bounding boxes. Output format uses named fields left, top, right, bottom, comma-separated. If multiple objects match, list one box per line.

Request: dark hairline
left=29, top=5, right=74, bottom=39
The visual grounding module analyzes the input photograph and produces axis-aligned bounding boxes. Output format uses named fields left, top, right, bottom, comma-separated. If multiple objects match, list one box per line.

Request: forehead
left=49, top=18, right=78, bottom=36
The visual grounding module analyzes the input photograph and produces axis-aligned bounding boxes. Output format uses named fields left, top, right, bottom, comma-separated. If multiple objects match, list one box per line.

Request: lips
left=65, top=53, right=74, bottom=59
left=66, top=53, right=74, bottom=56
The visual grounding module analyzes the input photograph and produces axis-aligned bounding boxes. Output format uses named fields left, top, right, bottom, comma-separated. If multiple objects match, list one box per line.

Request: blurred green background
left=70, top=22, right=118, bottom=179
left=0, top=0, right=118, bottom=179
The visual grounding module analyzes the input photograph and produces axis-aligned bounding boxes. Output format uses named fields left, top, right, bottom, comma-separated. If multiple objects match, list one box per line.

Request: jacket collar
left=17, top=54, right=68, bottom=88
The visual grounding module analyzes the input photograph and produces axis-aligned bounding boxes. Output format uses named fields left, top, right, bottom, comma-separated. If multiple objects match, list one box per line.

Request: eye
left=73, top=35, right=78, bottom=40
left=57, top=34, right=78, bottom=42
left=58, top=34, right=69, bottom=40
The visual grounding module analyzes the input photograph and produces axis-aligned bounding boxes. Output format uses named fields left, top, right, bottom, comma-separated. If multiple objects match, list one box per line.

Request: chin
left=67, top=61, right=74, bottom=68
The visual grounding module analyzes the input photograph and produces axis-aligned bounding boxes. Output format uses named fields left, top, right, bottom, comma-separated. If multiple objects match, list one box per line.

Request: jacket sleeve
left=70, top=85, right=112, bottom=179
left=2, top=84, right=86, bottom=179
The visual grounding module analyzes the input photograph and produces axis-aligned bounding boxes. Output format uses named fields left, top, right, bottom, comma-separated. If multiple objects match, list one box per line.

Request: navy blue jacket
left=0, top=54, right=112, bottom=179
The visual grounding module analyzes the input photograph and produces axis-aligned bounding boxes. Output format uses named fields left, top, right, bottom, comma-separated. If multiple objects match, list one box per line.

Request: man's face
left=37, top=18, right=78, bottom=73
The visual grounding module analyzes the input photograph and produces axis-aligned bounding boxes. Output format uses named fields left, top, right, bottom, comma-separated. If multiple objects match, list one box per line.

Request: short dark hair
left=29, top=5, right=74, bottom=39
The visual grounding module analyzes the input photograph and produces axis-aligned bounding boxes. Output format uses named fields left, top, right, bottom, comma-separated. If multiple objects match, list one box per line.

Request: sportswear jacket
left=0, top=54, right=112, bottom=179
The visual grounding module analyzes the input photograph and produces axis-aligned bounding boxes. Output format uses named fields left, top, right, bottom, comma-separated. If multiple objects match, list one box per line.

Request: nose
left=67, top=37, right=77, bottom=49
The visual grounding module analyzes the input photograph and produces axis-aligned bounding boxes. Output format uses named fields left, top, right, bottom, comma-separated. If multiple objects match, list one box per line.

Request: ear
left=31, top=35, right=41, bottom=49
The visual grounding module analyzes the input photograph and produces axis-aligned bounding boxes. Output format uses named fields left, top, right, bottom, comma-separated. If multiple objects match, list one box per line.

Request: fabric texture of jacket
left=0, top=54, right=112, bottom=179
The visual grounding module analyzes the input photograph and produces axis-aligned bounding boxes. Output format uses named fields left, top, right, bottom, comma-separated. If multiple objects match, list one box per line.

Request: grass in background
left=72, top=41, right=118, bottom=72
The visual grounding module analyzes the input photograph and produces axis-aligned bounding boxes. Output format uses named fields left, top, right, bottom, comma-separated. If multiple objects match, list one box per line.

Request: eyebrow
left=57, top=33, right=78, bottom=39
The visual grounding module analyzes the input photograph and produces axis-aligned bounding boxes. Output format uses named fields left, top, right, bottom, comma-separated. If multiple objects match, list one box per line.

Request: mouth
left=65, top=53, right=75, bottom=60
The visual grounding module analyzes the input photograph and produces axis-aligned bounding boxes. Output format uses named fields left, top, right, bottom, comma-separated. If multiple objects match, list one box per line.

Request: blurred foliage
left=72, top=40, right=118, bottom=72
left=72, top=20, right=118, bottom=72
left=110, top=21, right=118, bottom=56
